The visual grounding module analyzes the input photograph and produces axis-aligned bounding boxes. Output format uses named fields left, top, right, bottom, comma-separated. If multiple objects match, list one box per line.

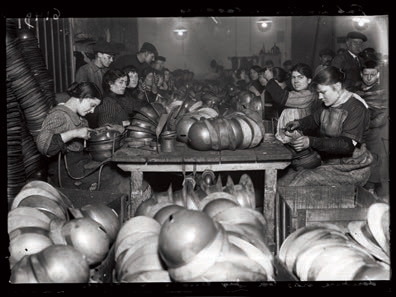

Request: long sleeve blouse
left=36, top=105, right=87, bottom=157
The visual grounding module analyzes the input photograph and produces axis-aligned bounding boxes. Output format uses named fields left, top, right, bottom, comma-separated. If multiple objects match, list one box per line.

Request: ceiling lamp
left=173, top=27, right=188, bottom=40
left=352, top=17, right=370, bottom=31
left=256, top=18, right=272, bottom=32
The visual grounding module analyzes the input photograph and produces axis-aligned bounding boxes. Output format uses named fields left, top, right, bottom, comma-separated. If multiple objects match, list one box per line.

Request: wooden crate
left=278, top=184, right=357, bottom=217
left=275, top=185, right=378, bottom=251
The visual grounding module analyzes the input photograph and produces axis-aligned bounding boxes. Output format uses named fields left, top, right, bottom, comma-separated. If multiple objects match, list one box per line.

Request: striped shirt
left=95, top=94, right=129, bottom=127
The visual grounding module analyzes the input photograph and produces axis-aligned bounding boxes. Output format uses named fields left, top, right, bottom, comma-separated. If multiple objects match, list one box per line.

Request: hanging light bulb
left=173, top=27, right=188, bottom=40
left=256, top=18, right=272, bottom=32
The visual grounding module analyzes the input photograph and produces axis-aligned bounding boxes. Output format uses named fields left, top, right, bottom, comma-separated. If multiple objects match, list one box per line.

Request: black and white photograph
left=3, top=4, right=391, bottom=296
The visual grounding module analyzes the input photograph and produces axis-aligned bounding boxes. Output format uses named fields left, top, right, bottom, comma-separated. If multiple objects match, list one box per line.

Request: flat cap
left=93, top=40, right=118, bottom=55
left=140, top=42, right=159, bottom=57
left=319, top=48, right=335, bottom=57
left=346, top=31, right=368, bottom=42
left=156, top=55, right=166, bottom=62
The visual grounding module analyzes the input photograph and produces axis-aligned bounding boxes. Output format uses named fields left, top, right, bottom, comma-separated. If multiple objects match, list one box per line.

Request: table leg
left=129, top=171, right=143, bottom=218
left=264, top=169, right=277, bottom=246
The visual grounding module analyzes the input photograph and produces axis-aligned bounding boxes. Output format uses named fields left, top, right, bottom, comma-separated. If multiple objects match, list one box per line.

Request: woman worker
left=264, top=63, right=322, bottom=142
left=36, top=81, right=130, bottom=196
left=279, top=66, right=373, bottom=187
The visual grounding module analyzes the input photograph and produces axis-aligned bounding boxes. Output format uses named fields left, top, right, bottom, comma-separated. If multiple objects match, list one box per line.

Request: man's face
left=361, top=68, right=380, bottom=86
left=144, top=52, right=156, bottom=64
left=152, top=60, right=164, bottom=70
left=346, top=38, right=364, bottom=55
left=320, top=55, right=333, bottom=66
left=98, top=53, right=114, bottom=68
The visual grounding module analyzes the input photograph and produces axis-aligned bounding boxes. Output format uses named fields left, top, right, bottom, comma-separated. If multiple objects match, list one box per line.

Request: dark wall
left=72, top=18, right=139, bottom=54
left=291, top=16, right=335, bottom=70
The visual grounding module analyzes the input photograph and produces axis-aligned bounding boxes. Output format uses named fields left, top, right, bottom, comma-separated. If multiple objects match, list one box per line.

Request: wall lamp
left=256, top=18, right=272, bottom=32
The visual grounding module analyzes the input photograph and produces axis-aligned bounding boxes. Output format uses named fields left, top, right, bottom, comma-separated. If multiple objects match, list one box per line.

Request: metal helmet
left=69, top=203, right=121, bottom=244
left=158, top=209, right=219, bottom=268
left=59, top=217, right=111, bottom=266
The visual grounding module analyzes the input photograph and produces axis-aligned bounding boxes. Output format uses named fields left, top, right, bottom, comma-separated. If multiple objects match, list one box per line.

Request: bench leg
left=129, top=171, right=143, bottom=218
left=264, top=169, right=277, bottom=248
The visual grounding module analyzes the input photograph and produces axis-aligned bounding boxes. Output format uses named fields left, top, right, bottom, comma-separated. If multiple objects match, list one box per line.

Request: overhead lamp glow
left=256, top=18, right=272, bottom=32
left=173, top=27, right=188, bottom=39
left=352, top=17, right=370, bottom=31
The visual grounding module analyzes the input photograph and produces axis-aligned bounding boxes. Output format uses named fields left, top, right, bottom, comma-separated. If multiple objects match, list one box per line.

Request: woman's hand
left=77, top=127, right=93, bottom=140
left=60, top=127, right=93, bottom=143
left=284, top=120, right=300, bottom=132
left=289, top=136, right=310, bottom=151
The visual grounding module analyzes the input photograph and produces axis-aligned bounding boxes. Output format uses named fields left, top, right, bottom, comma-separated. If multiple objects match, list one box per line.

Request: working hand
left=284, top=120, right=300, bottom=132
left=77, top=127, right=93, bottom=140
left=289, top=135, right=310, bottom=152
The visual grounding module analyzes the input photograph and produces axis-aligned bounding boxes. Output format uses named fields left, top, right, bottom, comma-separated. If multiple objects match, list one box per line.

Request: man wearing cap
left=331, top=31, right=368, bottom=92
left=152, top=55, right=166, bottom=71
left=314, top=48, right=335, bottom=76
left=75, top=40, right=118, bottom=94
left=356, top=60, right=389, bottom=200
left=111, top=42, right=158, bottom=76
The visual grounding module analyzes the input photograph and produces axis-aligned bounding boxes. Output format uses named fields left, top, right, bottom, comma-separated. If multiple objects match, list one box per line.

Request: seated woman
left=122, top=65, right=140, bottom=99
left=264, top=63, right=321, bottom=141
left=161, top=67, right=174, bottom=93
left=94, top=68, right=132, bottom=127
left=137, top=66, right=158, bottom=104
left=260, top=67, right=288, bottom=126
left=122, top=65, right=145, bottom=118
left=235, top=67, right=251, bottom=91
left=36, top=81, right=131, bottom=195
left=279, top=66, right=373, bottom=187
left=248, top=65, right=265, bottom=97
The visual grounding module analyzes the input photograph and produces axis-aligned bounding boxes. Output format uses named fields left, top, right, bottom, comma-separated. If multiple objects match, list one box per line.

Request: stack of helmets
left=49, top=203, right=120, bottom=268
left=126, top=103, right=161, bottom=145
left=125, top=173, right=275, bottom=282
left=278, top=223, right=390, bottom=281
left=8, top=180, right=121, bottom=283
left=10, top=245, right=90, bottom=283
left=158, top=208, right=273, bottom=281
left=8, top=181, right=72, bottom=270
left=347, top=203, right=390, bottom=266
left=8, top=181, right=90, bottom=283
left=114, top=216, right=170, bottom=282
left=180, top=109, right=264, bottom=151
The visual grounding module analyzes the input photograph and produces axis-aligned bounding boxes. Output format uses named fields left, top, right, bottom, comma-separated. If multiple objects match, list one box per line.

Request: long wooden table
left=112, top=137, right=292, bottom=248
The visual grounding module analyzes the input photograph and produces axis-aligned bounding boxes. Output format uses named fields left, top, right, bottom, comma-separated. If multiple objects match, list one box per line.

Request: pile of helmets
left=115, top=172, right=275, bottom=282
left=135, top=171, right=256, bottom=217
left=8, top=180, right=121, bottom=283
left=176, top=108, right=265, bottom=151
left=278, top=223, right=390, bottom=281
